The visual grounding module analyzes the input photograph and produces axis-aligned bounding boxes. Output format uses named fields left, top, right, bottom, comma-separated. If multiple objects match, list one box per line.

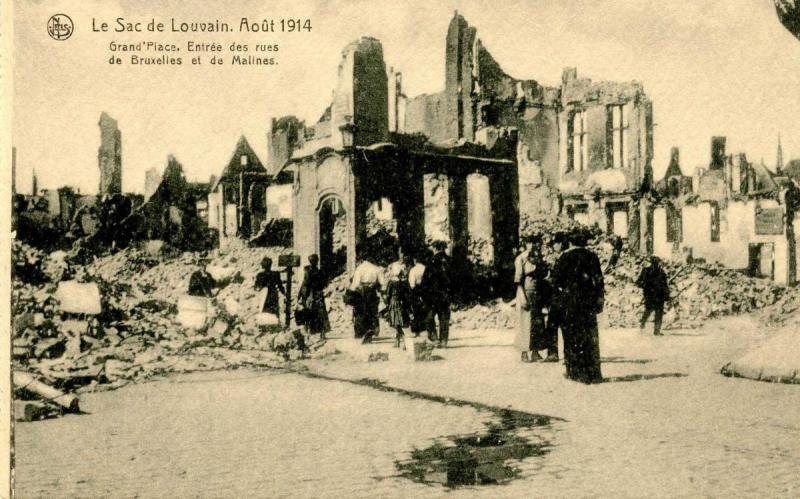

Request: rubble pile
left=324, top=273, right=352, bottom=333
left=451, top=300, right=516, bottom=331
left=452, top=219, right=789, bottom=331
left=761, top=289, right=800, bottom=330
left=12, top=240, right=315, bottom=416
left=601, top=252, right=786, bottom=328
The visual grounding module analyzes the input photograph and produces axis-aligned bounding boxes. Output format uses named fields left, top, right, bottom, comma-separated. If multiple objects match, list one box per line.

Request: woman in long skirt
left=513, top=236, right=549, bottom=362
left=385, top=255, right=411, bottom=348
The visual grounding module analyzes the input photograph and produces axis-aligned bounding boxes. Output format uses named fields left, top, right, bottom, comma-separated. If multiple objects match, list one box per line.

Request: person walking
left=636, top=256, right=669, bottom=336
left=407, top=250, right=429, bottom=338
left=513, top=235, right=551, bottom=362
left=349, top=254, right=385, bottom=343
left=551, top=232, right=605, bottom=384
left=385, top=253, right=412, bottom=348
left=298, top=254, right=331, bottom=340
left=254, top=257, right=285, bottom=316
left=422, top=241, right=452, bottom=347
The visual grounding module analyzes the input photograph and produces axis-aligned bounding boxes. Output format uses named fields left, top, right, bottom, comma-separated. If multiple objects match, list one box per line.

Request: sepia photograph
left=4, top=0, right=800, bottom=497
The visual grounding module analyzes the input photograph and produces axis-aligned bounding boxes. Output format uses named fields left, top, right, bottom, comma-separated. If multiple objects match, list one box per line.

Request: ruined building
left=264, top=12, right=654, bottom=280
left=98, top=112, right=122, bottom=196
left=655, top=147, right=693, bottom=198
left=135, top=155, right=209, bottom=249
left=402, top=15, right=654, bottom=245
left=207, top=136, right=269, bottom=240
left=652, top=137, right=798, bottom=285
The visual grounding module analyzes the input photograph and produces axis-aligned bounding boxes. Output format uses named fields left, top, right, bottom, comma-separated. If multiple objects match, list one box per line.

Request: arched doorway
left=317, top=194, right=348, bottom=280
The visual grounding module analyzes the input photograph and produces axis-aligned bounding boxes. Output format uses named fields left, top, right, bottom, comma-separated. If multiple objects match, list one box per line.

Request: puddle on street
left=297, top=373, right=561, bottom=490
left=395, top=409, right=554, bottom=488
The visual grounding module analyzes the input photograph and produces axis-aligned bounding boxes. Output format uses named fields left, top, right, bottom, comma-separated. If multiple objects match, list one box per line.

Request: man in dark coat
left=542, top=232, right=569, bottom=362
left=422, top=241, right=452, bottom=347
left=636, top=256, right=670, bottom=336
left=551, top=232, right=605, bottom=384
left=299, top=254, right=331, bottom=340
left=188, top=253, right=216, bottom=297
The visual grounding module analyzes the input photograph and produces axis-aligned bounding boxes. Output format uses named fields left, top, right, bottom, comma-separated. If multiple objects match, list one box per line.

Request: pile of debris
left=324, top=273, right=352, bottom=333
left=601, top=251, right=786, bottom=329
left=11, top=240, right=319, bottom=421
left=451, top=218, right=789, bottom=332
left=761, top=288, right=800, bottom=330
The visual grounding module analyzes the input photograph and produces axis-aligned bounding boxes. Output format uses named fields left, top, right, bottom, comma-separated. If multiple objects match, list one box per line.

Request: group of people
left=188, top=230, right=671, bottom=385
left=514, top=232, right=672, bottom=384
left=347, top=240, right=452, bottom=347
left=514, top=232, right=606, bottom=384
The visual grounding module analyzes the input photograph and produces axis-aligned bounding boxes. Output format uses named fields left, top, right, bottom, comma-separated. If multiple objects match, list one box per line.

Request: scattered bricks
left=367, top=352, right=390, bottom=362
left=206, top=318, right=228, bottom=340
left=310, top=342, right=340, bottom=359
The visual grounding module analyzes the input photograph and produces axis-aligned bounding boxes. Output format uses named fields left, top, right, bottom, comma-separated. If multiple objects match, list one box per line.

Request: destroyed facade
left=261, top=12, right=653, bottom=281
left=653, top=137, right=800, bottom=284
left=11, top=13, right=799, bottom=287
left=207, top=136, right=270, bottom=240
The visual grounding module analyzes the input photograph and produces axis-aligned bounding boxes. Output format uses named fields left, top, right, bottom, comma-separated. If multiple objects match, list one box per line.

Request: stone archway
left=317, top=193, right=348, bottom=280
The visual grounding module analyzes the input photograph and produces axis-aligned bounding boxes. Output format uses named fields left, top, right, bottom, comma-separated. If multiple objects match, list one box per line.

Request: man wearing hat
left=551, top=231, right=605, bottom=383
left=421, top=240, right=452, bottom=347
left=636, top=255, right=669, bottom=336
left=188, top=252, right=217, bottom=297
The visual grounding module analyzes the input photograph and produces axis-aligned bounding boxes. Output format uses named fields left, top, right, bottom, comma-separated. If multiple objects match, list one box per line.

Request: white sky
left=12, top=0, right=800, bottom=194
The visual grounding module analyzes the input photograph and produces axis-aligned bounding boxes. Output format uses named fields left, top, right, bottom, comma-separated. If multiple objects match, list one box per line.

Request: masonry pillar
left=467, top=173, right=493, bottom=264
left=787, top=210, right=797, bottom=286
left=350, top=158, right=366, bottom=275
left=628, top=199, right=641, bottom=252
left=448, top=173, right=469, bottom=263
left=639, top=197, right=654, bottom=255
left=489, top=168, right=520, bottom=293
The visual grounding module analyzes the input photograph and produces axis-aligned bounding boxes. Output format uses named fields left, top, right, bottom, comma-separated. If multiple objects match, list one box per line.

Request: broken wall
left=266, top=184, right=293, bottom=220
left=558, top=69, right=652, bottom=195
left=98, top=112, right=122, bottom=196
left=268, top=116, right=304, bottom=174
left=679, top=199, right=793, bottom=284
left=404, top=92, right=450, bottom=143
left=292, top=153, right=354, bottom=273
left=517, top=108, right=560, bottom=221
left=331, top=37, right=388, bottom=148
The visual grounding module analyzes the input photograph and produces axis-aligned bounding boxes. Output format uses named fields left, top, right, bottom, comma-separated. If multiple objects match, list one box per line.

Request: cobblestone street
left=14, top=316, right=800, bottom=498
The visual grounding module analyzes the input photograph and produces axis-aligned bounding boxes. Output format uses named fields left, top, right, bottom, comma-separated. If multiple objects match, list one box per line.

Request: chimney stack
left=710, top=136, right=726, bottom=170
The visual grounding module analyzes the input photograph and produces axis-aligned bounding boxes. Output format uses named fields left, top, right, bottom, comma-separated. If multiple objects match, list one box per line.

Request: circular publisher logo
left=47, top=14, right=73, bottom=41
